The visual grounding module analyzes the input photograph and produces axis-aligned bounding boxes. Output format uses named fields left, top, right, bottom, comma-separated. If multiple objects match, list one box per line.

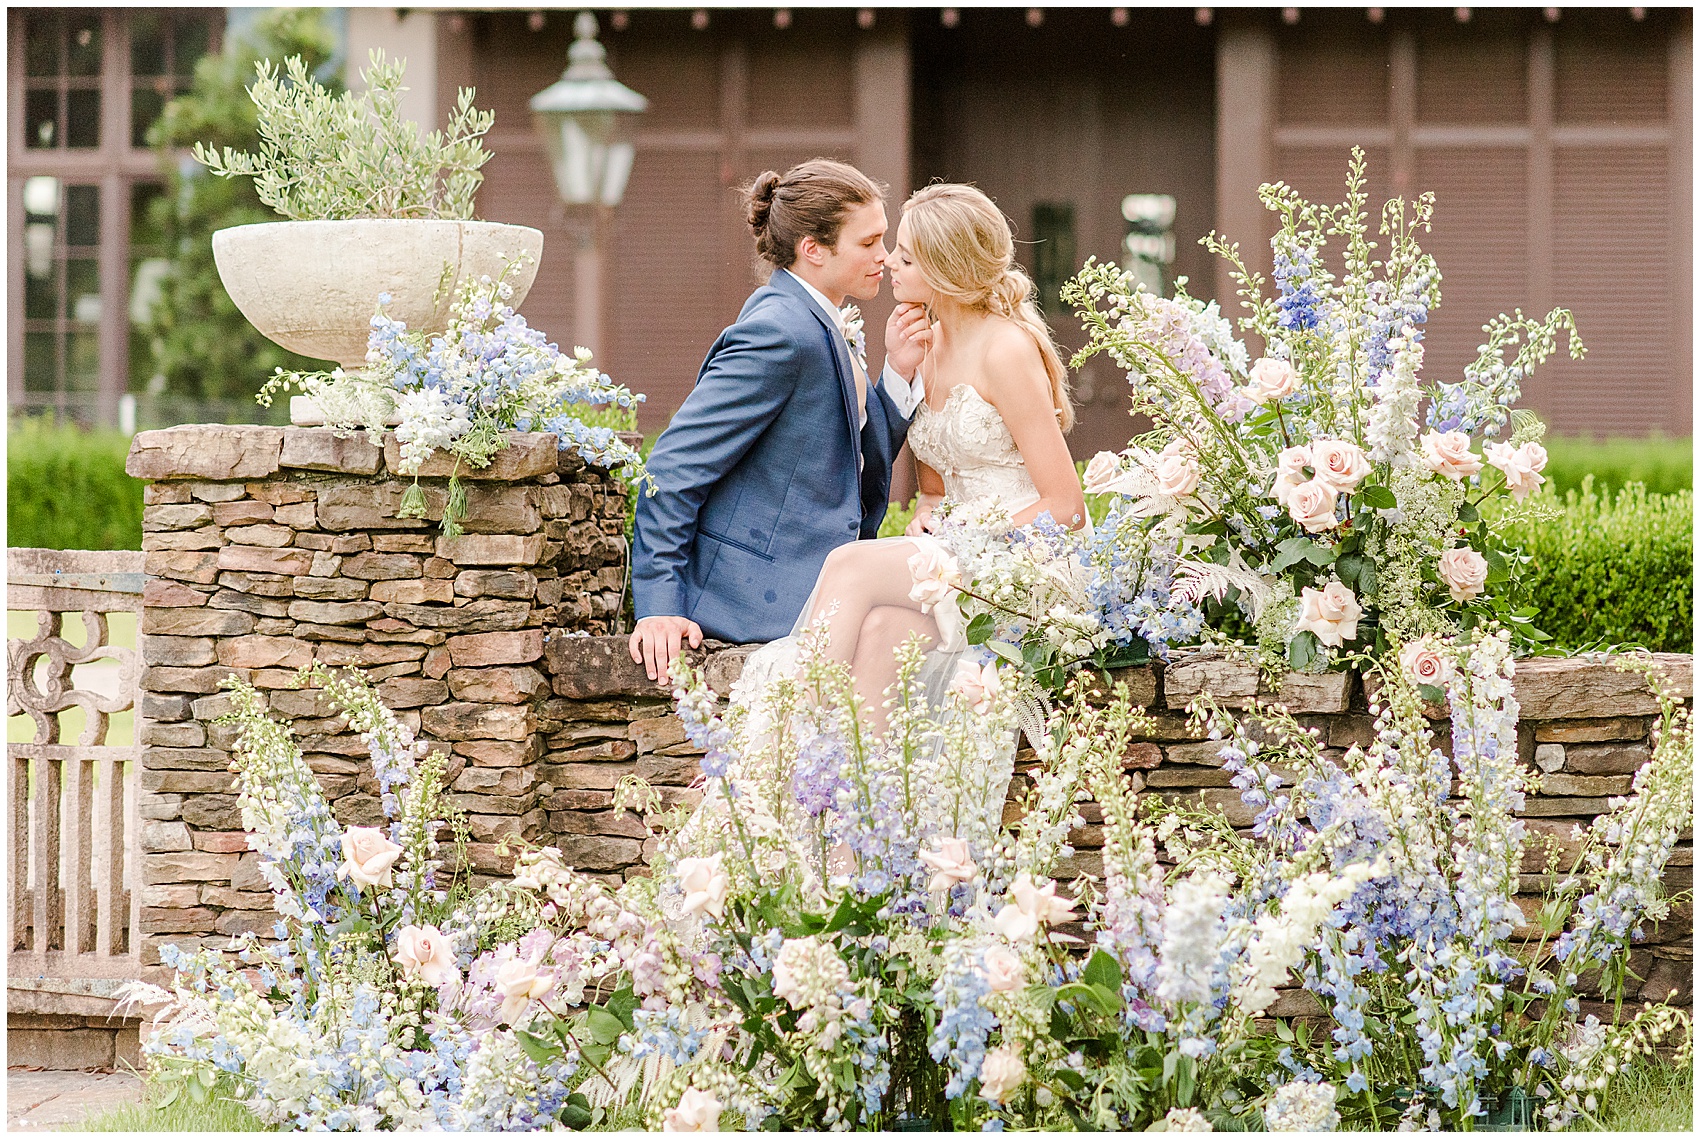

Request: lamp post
left=530, top=11, right=648, bottom=358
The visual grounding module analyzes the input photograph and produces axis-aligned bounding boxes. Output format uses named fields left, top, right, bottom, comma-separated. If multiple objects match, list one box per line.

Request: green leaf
left=1359, top=484, right=1397, bottom=510
left=586, top=1005, right=625, bottom=1046
left=1304, top=542, right=1338, bottom=566
left=1458, top=500, right=1480, bottom=523
left=1335, top=552, right=1365, bottom=586
left=988, top=640, right=1023, bottom=665
left=1082, top=948, right=1124, bottom=994
left=1288, top=630, right=1318, bottom=670
left=965, top=612, right=995, bottom=645
left=1418, top=683, right=1446, bottom=705
left=515, top=1028, right=559, bottom=1065
left=1275, top=1019, right=1295, bottom=1042
left=605, top=985, right=639, bottom=1030
left=1358, top=558, right=1378, bottom=599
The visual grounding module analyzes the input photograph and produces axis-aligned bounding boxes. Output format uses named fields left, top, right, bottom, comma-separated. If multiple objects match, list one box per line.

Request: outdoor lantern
left=530, top=12, right=649, bottom=209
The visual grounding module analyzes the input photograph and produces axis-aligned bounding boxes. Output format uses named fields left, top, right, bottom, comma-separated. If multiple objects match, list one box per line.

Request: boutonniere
left=839, top=304, right=867, bottom=372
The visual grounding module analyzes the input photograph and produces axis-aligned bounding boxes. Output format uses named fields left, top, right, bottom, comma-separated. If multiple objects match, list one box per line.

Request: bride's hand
left=885, top=302, right=933, bottom=381
left=904, top=495, right=941, bottom=536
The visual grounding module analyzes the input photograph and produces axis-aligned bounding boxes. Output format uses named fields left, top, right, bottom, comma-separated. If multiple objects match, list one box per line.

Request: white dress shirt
left=780, top=269, right=926, bottom=427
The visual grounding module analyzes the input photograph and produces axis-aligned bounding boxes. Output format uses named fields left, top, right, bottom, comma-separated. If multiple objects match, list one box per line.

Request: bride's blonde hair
left=902, top=183, right=1074, bottom=431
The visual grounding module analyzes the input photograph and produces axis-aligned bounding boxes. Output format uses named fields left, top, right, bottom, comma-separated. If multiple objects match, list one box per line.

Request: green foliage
left=1541, top=433, right=1692, bottom=497
left=7, top=418, right=142, bottom=550
left=1494, top=480, right=1693, bottom=652
left=72, top=1070, right=265, bottom=1131
left=194, top=51, right=494, bottom=221
left=1575, top=1053, right=1694, bottom=1133
left=142, top=8, right=337, bottom=400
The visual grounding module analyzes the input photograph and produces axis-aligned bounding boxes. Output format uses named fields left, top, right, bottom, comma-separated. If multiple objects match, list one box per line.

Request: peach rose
left=948, top=659, right=1003, bottom=715
left=677, top=853, right=729, bottom=920
left=338, top=825, right=403, bottom=889
left=978, top=1044, right=1028, bottom=1104
left=1399, top=641, right=1453, bottom=688
left=1438, top=546, right=1489, bottom=603
left=495, top=952, right=555, bottom=1025
left=919, top=837, right=977, bottom=895
left=983, top=945, right=1026, bottom=993
left=394, top=924, right=459, bottom=986
left=1286, top=478, right=1340, bottom=533
left=1295, top=581, right=1363, bottom=648
left=1419, top=430, right=1484, bottom=480
left=1243, top=357, right=1301, bottom=404
left=1485, top=440, right=1548, bottom=500
left=663, top=1086, right=723, bottom=1132
left=907, top=545, right=962, bottom=614
left=1153, top=439, right=1201, bottom=497
left=993, top=874, right=1077, bottom=942
left=1311, top=438, right=1371, bottom=494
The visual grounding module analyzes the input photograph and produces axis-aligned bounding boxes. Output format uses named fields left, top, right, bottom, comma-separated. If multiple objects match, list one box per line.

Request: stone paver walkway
left=7, top=1068, right=143, bottom=1131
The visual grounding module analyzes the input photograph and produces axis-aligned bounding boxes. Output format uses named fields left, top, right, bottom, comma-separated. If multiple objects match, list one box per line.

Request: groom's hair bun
left=742, top=159, right=884, bottom=271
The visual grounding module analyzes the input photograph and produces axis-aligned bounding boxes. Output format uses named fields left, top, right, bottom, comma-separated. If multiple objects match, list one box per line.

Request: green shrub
left=1541, top=433, right=1691, bottom=496
left=7, top=419, right=142, bottom=550
left=1496, top=479, right=1692, bottom=652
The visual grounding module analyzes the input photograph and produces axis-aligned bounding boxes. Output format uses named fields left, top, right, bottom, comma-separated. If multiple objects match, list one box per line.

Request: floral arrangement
left=126, top=621, right=1690, bottom=1132
left=260, top=258, right=650, bottom=536
left=1061, top=149, right=1584, bottom=673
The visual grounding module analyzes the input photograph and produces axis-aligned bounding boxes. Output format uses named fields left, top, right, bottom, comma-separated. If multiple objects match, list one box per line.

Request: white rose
left=1294, top=581, right=1363, bottom=648
left=1437, top=546, right=1489, bottom=603
left=978, top=1044, right=1027, bottom=1104
left=1271, top=445, right=1312, bottom=506
left=1310, top=439, right=1371, bottom=494
left=1243, top=357, right=1300, bottom=404
left=1083, top=450, right=1125, bottom=494
left=1399, top=641, right=1453, bottom=688
left=495, top=952, right=555, bottom=1025
left=663, top=1086, right=723, bottom=1132
left=948, top=660, right=1002, bottom=715
left=907, top=545, right=962, bottom=613
left=982, top=945, right=1026, bottom=992
left=1419, top=430, right=1484, bottom=480
left=918, top=837, right=977, bottom=895
left=1485, top=440, right=1548, bottom=500
left=393, top=924, right=459, bottom=986
left=677, top=853, right=729, bottom=920
left=338, top=825, right=403, bottom=889
left=1286, top=478, right=1340, bottom=533
left=1153, top=439, right=1201, bottom=497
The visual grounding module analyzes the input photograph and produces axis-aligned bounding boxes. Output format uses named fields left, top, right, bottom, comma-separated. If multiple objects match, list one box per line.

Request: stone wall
left=541, top=642, right=1696, bottom=1013
left=127, top=426, right=629, bottom=966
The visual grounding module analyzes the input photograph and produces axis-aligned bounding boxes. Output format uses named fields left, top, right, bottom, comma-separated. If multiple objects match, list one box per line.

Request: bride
left=746, top=182, right=1088, bottom=733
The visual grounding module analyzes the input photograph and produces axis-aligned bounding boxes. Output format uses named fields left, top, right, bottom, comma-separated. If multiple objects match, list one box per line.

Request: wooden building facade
left=7, top=7, right=1692, bottom=453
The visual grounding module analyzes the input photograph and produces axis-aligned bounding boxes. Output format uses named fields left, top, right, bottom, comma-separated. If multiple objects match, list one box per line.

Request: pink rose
left=1286, top=478, right=1340, bottom=533
left=1083, top=450, right=1127, bottom=494
left=495, top=951, right=555, bottom=1025
left=982, top=945, right=1026, bottom=992
left=394, top=924, right=459, bottom=986
left=338, top=825, right=402, bottom=889
left=1243, top=357, right=1300, bottom=404
left=1295, top=581, right=1363, bottom=648
left=1271, top=445, right=1312, bottom=506
left=663, top=1086, right=722, bottom=1132
left=1419, top=430, right=1484, bottom=480
left=1484, top=440, right=1548, bottom=500
left=1399, top=641, right=1452, bottom=688
left=919, top=837, right=977, bottom=894
left=1438, top=547, right=1489, bottom=602
left=677, top=853, right=729, bottom=920
left=978, top=1045, right=1028, bottom=1104
left=948, top=660, right=1003, bottom=715
left=1310, top=438, right=1371, bottom=494
left=993, top=874, right=1077, bottom=941
left=1153, top=439, right=1201, bottom=497
left=907, top=545, right=962, bottom=613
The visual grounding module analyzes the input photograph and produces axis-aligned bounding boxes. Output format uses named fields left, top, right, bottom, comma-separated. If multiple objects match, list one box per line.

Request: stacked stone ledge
left=542, top=640, right=1694, bottom=1019
left=129, top=425, right=630, bottom=967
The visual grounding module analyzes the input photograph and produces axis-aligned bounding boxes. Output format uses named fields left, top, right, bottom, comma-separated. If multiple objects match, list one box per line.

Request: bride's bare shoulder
left=979, top=319, right=1048, bottom=399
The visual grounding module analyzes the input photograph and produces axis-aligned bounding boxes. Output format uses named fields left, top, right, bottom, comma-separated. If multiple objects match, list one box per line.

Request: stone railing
left=126, top=427, right=629, bottom=966
left=119, top=425, right=1691, bottom=1016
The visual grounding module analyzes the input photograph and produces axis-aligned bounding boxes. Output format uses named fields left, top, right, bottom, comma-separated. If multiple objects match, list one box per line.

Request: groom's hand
left=629, top=615, right=704, bottom=685
left=885, top=302, right=933, bottom=381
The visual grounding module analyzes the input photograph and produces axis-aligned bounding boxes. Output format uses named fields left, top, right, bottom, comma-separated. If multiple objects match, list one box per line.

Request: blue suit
left=633, top=271, right=912, bottom=644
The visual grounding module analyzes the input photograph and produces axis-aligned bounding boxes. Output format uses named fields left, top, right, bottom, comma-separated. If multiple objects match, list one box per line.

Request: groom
left=629, top=158, right=930, bottom=682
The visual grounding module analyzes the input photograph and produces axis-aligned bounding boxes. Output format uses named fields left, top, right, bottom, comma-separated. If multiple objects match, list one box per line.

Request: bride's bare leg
left=805, top=540, right=928, bottom=665
left=851, top=606, right=938, bottom=734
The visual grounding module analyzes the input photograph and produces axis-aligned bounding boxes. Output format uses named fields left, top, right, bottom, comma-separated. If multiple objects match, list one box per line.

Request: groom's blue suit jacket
left=632, top=271, right=911, bottom=644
